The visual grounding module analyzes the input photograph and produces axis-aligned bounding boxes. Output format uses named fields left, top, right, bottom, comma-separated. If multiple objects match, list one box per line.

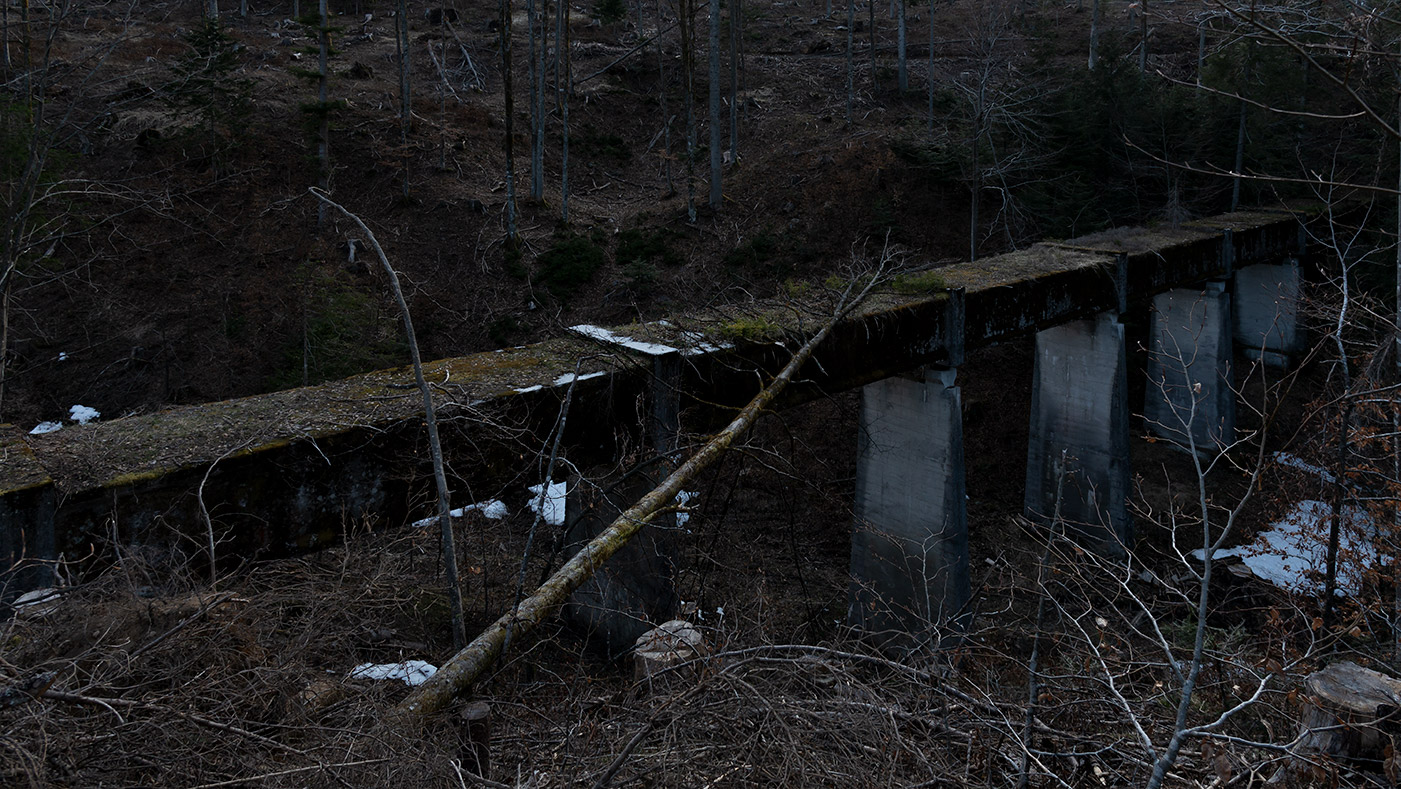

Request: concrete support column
left=849, top=366, right=969, bottom=644
left=1145, top=281, right=1235, bottom=451
left=1233, top=258, right=1302, bottom=367
left=564, top=350, right=682, bottom=656
left=1024, top=312, right=1130, bottom=552
left=0, top=484, right=56, bottom=603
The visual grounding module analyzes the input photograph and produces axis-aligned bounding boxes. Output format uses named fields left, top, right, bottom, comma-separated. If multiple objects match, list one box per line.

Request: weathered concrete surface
left=0, top=428, right=55, bottom=593
left=1234, top=259, right=1302, bottom=366
left=0, top=207, right=1320, bottom=598
left=1146, top=282, right=1237, bottom=450
left=1024, top=312, right=1131, bottom=552
left=561, top=326, right=685, bottom=654
left=849, top=368, right=969, bottom=642
left=562, top=470, right=679, bottom=657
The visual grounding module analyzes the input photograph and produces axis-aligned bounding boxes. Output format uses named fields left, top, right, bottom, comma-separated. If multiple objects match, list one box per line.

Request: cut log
left=1284, top=661, right=1401, bottom=781
left=633, top=619, right=706, bottom=689
left=458, top=701, right=491, bottom=779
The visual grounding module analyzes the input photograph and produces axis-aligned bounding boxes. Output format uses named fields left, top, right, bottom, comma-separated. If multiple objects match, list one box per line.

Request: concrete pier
left=849, top=367, right=969, bottom=644
left=563, top=332, right=686, bottom=655
left=1024, top=312, right=1130, bottom=552
left=1233, top=258, right=1301, bottom=367
left=1145, top=282, right=1236, bottom=451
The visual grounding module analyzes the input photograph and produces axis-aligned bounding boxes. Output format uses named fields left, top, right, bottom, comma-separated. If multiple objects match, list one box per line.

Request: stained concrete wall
left=1233, top=259, right=1301, bottom=367
left=1145, top=282, right=1236, bottom=451
left=1024, top=312, right=1130, bottom=552
left=849, top=368, right=969, bottom=644
left=564, top=343, right=684, bottom=656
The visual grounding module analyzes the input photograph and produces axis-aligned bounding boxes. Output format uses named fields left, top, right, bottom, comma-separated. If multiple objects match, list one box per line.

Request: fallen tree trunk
left=392, top=276, right=881, bottom=719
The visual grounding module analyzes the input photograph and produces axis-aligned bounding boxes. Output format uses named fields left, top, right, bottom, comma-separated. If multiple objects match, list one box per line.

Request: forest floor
left=3, top=0, right=1384, bottom=785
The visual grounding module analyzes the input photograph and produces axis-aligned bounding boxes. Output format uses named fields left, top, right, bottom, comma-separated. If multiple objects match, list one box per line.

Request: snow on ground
left=69, top=405, right=99, bottom=424
left=676, top=490, right=698, bottom=527
left=528, top=481, right=567, bottom=526
left=1194, top=499, right=1377, bottom=596
left=348, top=660, right=437, bottom=686
left=1272, top=452, right=1335, bottom=484
left=410, top=499, right=509, bottom=529
left=29, top=421, right=61, bottom=435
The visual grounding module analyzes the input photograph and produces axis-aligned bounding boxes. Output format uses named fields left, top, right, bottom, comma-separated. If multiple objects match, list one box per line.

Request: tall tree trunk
left=208, top=0, right=218, bottom=19
left=845, top=0, right=854, bottom=125
left=1087, top=0, right=1099, bottom=70
left=969, top=85, right=981, bottom=262
left=397, top=0, right=412, bottom=198
left=681, top=0, right=696, bottom=223
left=0, top=278, right=10, bottom=419
left=316, top=0, right=329, bottom=231
left=528, top=0, right=542, bottom=199
left=559, top=0, right=571, bottom=222
left=867, top=0, right=875, bottom=89
left=708, top=0, right=721, bottom=210
left=1394, top=63, right=1401, bottom=663
left=657, top=0, right=673, bottom=195
left=1196, top=16, right=1206, bottom=86
left=1138, top=0, right=1148, bottom=72
left=1230, top=42, right=1251, bottom=211
left=926, top=0, right=934, bottom=133
left=896, top=0, right=906, bottom=92
left=729, top=0, right=739, bottom=164
left=502, top=0, right=518, bottom=239
left=3, top=0, right=11, bottom=73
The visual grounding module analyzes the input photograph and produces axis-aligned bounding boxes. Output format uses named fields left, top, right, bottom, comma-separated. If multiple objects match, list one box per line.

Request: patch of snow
left=29, top=421, right=62, bottom=435
left=570, top=323, right=678, bottom=356
left=69, top=405, right=100, bottom=424
left=1194, top=499, right=1377, bottom=596
left=1273, top=452, right=1335, bottom=484
left=553, top=371, right=605, bottom=388
left=528, top=480, right=568, bottom=526
left=12, top=588, right=61, bottom=618
left=348, top=660, right=437, bottom=686
left=677, top=331, right=732, bottom=355
left=56, top=351, right=67, bottom=362
left=675, top=490, right=698, bottom=527
left=410, top=499, right=509, bottom=529
left=513, top=385, right=543, bottom=394
left=470, top=500, right=510, bottom=520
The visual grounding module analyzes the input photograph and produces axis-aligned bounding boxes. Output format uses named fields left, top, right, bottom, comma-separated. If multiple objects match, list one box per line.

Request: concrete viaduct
left=0, top=207, right=1312, bottom=647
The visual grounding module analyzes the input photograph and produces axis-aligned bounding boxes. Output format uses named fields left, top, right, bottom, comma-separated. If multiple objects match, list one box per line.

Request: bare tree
left=708, top=0, right=721, bottom=210
left=396, top=0, right=412, bottom=198
left=896, top=0, right=907, bottom=92
left=502, top=0, right=519, bottom=238
left=310, top=187, right=468, bottom=650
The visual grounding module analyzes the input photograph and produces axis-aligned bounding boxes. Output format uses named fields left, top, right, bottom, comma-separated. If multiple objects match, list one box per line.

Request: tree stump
left=632, top=620, right=706, bottom=691
left=457, top=701, right=491, bottom=780
left=1283, top=661, right=1401, bottom=783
